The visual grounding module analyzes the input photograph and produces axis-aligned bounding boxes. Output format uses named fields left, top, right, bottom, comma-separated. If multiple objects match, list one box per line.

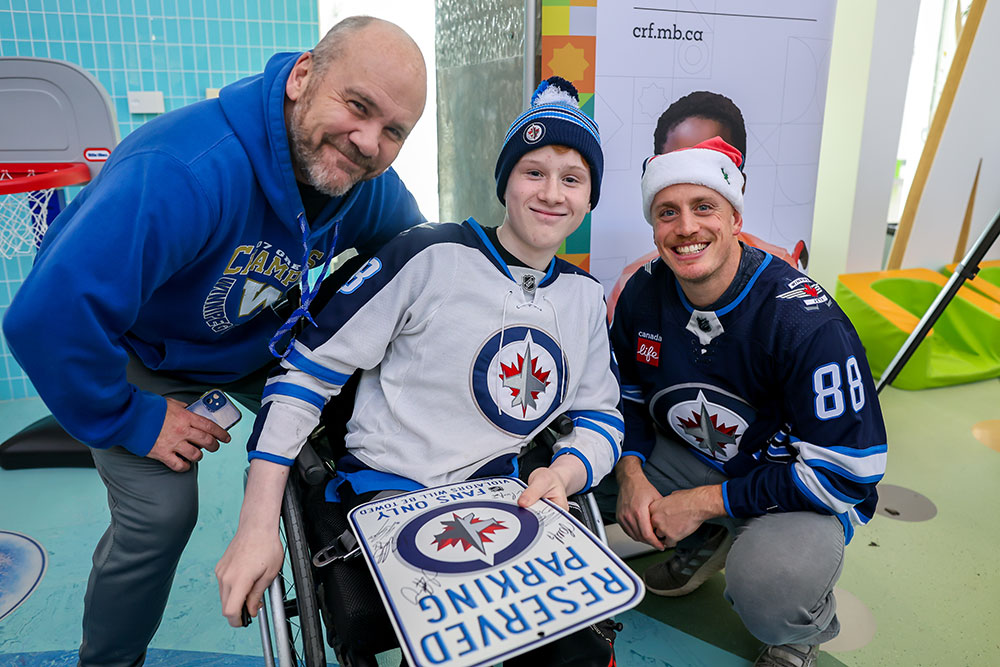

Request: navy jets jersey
left=612, top=252, right=887, bottom=542
left=248, top=219, right=623, bottom=494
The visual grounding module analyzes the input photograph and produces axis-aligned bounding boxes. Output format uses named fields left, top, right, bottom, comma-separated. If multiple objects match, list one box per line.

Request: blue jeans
left=595, top=433, right=843, bottom=646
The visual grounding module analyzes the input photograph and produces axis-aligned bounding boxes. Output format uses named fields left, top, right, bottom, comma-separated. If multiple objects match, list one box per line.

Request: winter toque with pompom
left=494, top=76, right=604, bottom=208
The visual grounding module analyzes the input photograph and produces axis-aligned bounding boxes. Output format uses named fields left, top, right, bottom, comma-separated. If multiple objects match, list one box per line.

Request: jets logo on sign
left=396, top=501, right=539, bottom=574
left=650, top=383, right=755, bottom=462
left=472, top=327, right=566, bottom=435
left=432, top=512, right=508, bottom=553
left=777, top=277, right=830, bottom=311
left=523, top=122, right=545, bottom=144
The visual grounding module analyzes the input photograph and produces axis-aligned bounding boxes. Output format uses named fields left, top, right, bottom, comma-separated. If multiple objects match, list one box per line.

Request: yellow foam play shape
left=836, top=268, right=1000, bottom=390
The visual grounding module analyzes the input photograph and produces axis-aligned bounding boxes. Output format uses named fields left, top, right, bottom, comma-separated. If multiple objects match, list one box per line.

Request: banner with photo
left=543, top=0, right=837, bottom=292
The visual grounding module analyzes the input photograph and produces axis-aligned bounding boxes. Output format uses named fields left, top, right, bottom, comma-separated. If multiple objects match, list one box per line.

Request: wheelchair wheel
left=276, top=475, right=327, bottom=666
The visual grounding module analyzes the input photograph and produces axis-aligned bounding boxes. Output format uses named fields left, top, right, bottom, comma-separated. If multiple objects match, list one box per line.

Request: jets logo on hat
left=523, top=122, right=545, bottom=144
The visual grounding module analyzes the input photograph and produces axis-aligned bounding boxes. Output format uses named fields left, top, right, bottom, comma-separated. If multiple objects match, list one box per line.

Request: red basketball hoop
left=0, top=162, right=90, bottom=259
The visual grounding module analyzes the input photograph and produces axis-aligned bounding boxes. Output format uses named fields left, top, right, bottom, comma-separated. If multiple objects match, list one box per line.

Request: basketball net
left=0, top=168, right=55, bottom=259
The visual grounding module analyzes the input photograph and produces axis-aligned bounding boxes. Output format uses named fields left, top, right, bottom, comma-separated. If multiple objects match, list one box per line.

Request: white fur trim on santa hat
left=641, top=141, right=745, bottom=225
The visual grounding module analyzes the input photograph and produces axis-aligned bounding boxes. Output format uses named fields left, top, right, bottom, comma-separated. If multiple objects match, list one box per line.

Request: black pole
left=876, top=205, right=1000, bottom=394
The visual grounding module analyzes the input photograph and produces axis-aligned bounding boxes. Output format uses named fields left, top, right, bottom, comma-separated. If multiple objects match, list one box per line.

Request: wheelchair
left=255, top=386, right=611, bottom=667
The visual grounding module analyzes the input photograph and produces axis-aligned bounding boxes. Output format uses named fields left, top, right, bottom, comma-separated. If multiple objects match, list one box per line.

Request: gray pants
left=595, top=434, right=844, bottom=646
left=79, top=356, right=273, bottom=667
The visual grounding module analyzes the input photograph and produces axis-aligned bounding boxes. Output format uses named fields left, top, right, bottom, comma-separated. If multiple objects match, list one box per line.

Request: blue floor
left=0, top=397, right=750, bottom=666
left=7, top=380, right=999, bottom=666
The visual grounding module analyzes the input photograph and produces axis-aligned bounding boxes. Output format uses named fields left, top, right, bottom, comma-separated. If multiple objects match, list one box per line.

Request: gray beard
left=288, top=103, right=354, bottom=198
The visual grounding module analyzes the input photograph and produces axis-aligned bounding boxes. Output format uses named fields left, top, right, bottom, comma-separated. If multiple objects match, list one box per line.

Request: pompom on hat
left=640, top=136, right=745, bottom=225
left=495, top=76, right=604, bottom=208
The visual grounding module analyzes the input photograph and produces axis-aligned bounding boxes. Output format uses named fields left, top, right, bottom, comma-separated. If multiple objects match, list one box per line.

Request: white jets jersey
left=247, top=219, right=623, bottom=492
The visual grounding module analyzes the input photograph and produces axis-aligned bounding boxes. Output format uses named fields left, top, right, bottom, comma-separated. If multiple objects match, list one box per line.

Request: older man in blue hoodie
left=3, top=16, right=427, bottom=667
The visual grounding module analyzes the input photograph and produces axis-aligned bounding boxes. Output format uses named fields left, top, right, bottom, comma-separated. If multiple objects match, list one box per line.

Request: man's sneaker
left=754, top=643, right=819, bottom=667
left=643, top=523, right=733, bottom=596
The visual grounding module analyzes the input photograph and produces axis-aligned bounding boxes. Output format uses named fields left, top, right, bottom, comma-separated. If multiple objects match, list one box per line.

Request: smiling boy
left=216, top=77, right=623, bottom=665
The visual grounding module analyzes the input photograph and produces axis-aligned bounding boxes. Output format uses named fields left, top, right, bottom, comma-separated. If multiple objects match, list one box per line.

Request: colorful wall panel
left=541, top=0, right=596, bottom=271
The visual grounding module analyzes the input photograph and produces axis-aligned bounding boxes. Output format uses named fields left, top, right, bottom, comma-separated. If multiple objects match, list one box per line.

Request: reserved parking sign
left=348, top=477, right=644, bottom=667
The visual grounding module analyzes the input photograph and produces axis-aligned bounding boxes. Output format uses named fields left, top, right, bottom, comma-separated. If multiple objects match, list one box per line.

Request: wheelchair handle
left=295, top=441, right=328, bottom=486
left=530, top=413, right=575, bottom=451
left=552, top=413, right=574, bottom=435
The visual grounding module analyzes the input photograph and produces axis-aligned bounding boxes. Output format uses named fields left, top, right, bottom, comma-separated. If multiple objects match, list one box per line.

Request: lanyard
left=267, top=211, right=340, bottom=358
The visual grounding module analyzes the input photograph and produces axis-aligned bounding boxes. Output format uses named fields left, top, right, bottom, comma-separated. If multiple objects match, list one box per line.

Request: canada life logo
left=636, top=332, right=661, bottom=367
left=83, top=147, right=111, bottom=162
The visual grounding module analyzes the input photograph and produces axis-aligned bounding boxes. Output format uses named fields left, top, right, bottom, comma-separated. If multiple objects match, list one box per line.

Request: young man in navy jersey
left=602, top=136, right=887, bottom=667
left=217, top=77, right=623, bottom=665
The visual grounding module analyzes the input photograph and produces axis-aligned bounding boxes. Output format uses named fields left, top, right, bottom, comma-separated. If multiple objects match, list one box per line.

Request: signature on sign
left=400, top=570, right=442, bottom=605
left=370, top=520, right=401, bottom=564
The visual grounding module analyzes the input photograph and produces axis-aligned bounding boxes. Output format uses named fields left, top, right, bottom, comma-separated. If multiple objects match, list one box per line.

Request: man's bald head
left=311, top=16, right=426, bottom=88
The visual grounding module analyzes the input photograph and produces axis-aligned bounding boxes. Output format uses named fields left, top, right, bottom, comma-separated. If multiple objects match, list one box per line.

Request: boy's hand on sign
left=519, top=466, right=570, bottom=510
left=518, top=454, right=588, bottom=511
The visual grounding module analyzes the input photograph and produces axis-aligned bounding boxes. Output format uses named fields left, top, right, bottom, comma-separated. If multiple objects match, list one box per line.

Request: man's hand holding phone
left=186, top=390, right=242, bottom=429
left=145, top=390, right=241, bottom=472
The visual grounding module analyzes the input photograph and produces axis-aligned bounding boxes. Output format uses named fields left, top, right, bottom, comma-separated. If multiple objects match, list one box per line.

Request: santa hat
left=495, top=76, right=604, bottom=208
left=640, top=136, right=745, bottom=225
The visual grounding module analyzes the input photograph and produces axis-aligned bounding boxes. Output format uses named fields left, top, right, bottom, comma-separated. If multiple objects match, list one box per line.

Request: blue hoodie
left=3, top=52, right=424, bottom=457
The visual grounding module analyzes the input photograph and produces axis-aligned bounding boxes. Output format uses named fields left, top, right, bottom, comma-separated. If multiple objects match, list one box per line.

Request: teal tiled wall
left=0, top=0, right=319, bottom=401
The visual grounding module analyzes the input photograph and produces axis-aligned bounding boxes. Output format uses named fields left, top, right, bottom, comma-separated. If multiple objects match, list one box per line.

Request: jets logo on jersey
left=500, top=343, right=551, bottom=416
left=650, top=384, right=755, bottom=462
left=396, top=501, right=539, bottom=573
left=471, top=326, right=566, bottom=435
left=776, top=277, right=830, bottom=311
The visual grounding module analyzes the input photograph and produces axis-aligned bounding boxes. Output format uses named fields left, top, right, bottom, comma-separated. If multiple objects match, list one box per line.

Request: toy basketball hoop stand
left=0, top=162, right=90, bottom=259
left=0, top=56, right=119, bottom=261
left=0, top=57, right=119, bottom=470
